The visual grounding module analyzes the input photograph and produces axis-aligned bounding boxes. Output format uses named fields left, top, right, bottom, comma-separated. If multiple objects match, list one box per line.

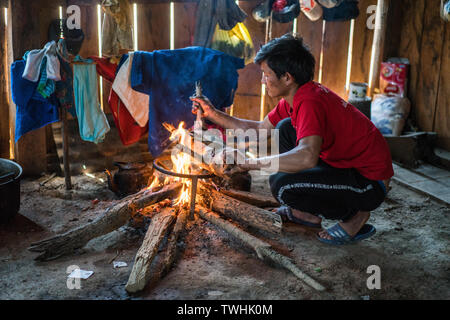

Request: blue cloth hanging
left=72, top=56, right=110, bottom=144
left=130, top=46, right=244, bottom=157
left=11, top=60, right=59, bottom=142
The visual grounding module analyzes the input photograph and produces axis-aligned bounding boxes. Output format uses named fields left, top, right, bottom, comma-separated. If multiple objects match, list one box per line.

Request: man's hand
left=190, top=96, right=216, bottom=121
left=209, top=148, right=249, bottom=177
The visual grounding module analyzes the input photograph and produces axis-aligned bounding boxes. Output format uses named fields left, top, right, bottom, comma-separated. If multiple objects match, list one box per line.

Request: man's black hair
left=254, top=34, right=315, bottom=87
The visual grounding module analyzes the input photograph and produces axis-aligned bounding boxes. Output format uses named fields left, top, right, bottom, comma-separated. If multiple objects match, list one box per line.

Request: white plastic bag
left=371, top=94, right=411, bottom=136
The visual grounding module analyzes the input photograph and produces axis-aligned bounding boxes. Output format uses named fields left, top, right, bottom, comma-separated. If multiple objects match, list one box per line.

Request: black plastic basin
left=0, top=159, right=22, bottom=224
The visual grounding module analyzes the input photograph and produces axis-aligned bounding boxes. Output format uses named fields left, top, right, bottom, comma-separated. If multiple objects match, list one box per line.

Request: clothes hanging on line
left=130, top=46, right=244, bottom=157
left=35, top=57, right=56, bottom=99
left=101, top=0, right=134, bottom=56
left=11, top=60, right=59, bottom=142
left=194, top=0, right=247, bottom=48
left=90, top=55, right=148, bottom=146
left=321, top=0, right=359, bottom=21
left=72, top=56, right=110, bottom=144
left=112, top=52, right=149, bottom=127
left=22, top=41, right=61, bottom=82
left=55, top=39, right=76, bottom=117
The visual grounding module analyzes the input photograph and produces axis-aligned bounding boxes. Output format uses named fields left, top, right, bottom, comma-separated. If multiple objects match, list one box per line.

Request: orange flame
left=159, top=121, right=193, bottom=207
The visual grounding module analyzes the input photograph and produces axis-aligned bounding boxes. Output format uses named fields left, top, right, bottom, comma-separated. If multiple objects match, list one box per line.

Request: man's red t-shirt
left=267, top=81, right=394, bottom=181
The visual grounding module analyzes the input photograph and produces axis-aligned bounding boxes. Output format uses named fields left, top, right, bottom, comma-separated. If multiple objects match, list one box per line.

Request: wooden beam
left=368, top=0, right=389, bottom=96
left=0, top=6, right=9, bottom=159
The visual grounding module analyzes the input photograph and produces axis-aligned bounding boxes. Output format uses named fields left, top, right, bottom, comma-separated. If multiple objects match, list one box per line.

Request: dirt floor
left=0, top=169, right=449, bottom=300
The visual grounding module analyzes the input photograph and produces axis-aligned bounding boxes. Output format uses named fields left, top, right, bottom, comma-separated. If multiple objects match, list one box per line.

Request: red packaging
left=380, top=58, right=410, bottom=97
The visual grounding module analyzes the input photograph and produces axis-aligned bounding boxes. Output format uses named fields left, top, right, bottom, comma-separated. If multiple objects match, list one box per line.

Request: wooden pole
left=197, top=206, right=326, bottom=291
left=368, top=0, right=390, bottom=97
left=0, top=5, right=9, bottom=159
left=61, top=106, right=72, bottom=190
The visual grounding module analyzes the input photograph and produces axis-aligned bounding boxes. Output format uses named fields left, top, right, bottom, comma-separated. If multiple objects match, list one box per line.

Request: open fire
left=29, top=120, right=325, bottom=294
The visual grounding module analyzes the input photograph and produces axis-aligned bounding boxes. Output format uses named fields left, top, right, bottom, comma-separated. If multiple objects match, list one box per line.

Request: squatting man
left=191, top=34, right=394, bottom=245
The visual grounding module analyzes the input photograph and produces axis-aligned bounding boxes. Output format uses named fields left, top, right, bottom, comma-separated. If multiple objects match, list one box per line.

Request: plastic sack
left=380, top=58, right=409, bottom=98
left=441, top=0, right=450, bottom=21
left=211, top=22, right=255, bottom=65
left=371, top=94, right=411, bottom=136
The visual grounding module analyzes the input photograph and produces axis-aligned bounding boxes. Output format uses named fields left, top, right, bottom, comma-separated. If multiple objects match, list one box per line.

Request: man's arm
left=241, top=135, right=322, bottom=173
left=191, top=97, right=274, bottom=132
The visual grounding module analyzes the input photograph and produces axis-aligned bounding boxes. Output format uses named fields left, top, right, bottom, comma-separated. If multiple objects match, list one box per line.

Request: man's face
left=260, top=61, right=288, bottom=98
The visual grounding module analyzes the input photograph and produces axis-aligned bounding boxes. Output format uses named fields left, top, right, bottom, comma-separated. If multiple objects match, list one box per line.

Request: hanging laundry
left=194, top=0, right=247, bottom=48
left=35, top=57, right=56, bottom=99
left=321, top=0, right=359, bottom=21
left=130, top=47, right=244, bottom=157
left=112, top=52, right=149, bottom=127
left=11, top=60, right=59, bottom=142
left=22, top=41, right=61, bottom=82
left=300, top=0, right=323, bottom=21
left=72, top=56, right=110, bottom=144
left=316, top=0, right=343, bottom=8
left=90, top=55, right=148, bottom=146
left=48, top=19, right=85, bottom=56
left=89, top=56, right=118, bottom=81
left=272, top=0, right=301, bottom=23
left=55, top=39, right=76, bottom=117
left=101, top=0, right=133, bottom=56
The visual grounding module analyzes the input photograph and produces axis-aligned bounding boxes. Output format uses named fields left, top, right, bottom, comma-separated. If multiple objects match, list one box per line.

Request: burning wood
left=220, top=188, right=280, bottom=208
left=125, top=207, right=177, bottom=293
left=197, top=182, right=283, bottom=234
left=197, top=206, right=325, bottom=292
left=28, top=182, right=182, bottom=261
left=29, top=119, right=328, bottom=294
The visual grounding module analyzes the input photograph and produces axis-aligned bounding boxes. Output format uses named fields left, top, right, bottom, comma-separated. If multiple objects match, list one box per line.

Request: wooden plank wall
left=390, top=0, right=450, bottom=150
left=2, top=0, right=449, bottom=170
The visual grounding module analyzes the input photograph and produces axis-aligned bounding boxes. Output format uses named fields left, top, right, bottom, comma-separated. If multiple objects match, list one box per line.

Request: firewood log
left=197, top=206, right=326, bottom=292
left=125, top=207, right=177, bottom=293
left=28, top=183, right=182, bottom=261
left=197, top=182, right=283, bottom=234
left=160, top=207, right=189, bottom=277
left=220, top=189, right=280, bottom=208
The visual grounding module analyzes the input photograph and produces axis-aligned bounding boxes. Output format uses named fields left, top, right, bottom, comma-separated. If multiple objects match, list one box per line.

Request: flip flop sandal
left=317, top=223, right=376, bottom=245
left=276, top=206, right=322, bottom=229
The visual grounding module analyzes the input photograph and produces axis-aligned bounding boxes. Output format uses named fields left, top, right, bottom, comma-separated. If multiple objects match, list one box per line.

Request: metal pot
left=105, top=161, right=154, bottom=197
left=0, top=159, right=23, bottom=224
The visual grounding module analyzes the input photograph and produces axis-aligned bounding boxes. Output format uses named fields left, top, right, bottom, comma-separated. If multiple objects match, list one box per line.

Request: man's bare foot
left=273, top=207, right=322, bottom=225
left=318, top=211, right=370, bottom=240
left=291, top=208, right=322, bottom=225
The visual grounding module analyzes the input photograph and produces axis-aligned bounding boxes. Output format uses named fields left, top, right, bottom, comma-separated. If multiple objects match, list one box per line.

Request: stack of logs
left=29, top=177, right=326, bottom=293
left=29, top=125, right=325, bottom=293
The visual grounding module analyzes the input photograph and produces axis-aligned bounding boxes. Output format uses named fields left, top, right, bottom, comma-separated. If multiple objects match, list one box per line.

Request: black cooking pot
left=0, top=159, right=22, bottom=224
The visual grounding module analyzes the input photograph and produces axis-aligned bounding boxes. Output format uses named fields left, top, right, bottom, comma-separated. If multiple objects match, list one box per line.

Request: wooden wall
left=385, top=0, right=450, bottom=151
left=1, top=0, right=449, bottom=174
